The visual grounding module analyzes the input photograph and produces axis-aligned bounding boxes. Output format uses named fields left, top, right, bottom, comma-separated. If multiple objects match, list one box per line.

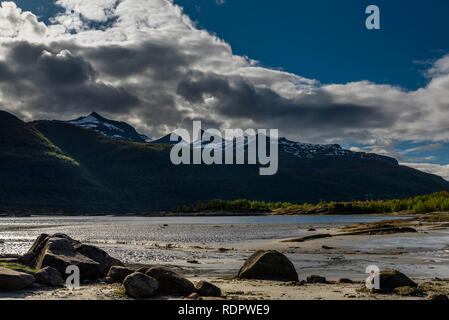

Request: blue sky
left=2, top=0, right=449, bottom=178
left=175, top=0, right=449, bottom=90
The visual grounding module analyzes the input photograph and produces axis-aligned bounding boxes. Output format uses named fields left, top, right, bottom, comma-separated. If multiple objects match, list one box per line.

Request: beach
left=1, top=214, right=449, bottom=300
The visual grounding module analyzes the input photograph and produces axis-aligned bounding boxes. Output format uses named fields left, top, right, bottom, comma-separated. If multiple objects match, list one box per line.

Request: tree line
left=172, top=191, right=449, bottom=214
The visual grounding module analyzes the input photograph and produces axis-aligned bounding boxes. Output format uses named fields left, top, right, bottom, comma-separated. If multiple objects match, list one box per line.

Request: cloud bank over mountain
left=1, top=0, right=449, bottom=178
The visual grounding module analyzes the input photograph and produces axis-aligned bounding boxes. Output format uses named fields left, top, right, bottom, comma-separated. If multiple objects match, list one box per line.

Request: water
left=0, top=214, right=403, bottom=246
left=2, top=214, right=447, bottom=279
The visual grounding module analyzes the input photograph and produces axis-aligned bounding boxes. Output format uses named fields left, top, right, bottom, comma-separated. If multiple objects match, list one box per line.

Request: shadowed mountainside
left=0, top=109, right=448, bottom=213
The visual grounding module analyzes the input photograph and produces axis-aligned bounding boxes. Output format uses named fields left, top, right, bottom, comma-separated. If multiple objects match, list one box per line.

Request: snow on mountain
left=67, top=112, right=151, bottom=143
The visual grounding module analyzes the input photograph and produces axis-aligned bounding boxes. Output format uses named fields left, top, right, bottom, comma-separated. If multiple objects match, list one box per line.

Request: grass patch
left=0, top=261, right=36, bottom=272
left=114, top=285, right=126, bottom=296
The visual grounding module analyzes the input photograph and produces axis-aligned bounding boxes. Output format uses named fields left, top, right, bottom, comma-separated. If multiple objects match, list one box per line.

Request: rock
left=73, top=244, right=112, bottom=276
left=18, top=252, right=35, bottom=266
left=35, top=267, right=64, bottom=287
left=123, top=272, right=158, bottom=298
left=136, top=266, right=151, bottom=274
left=373, top=270, right=417, bottom=293
left=427, top=293, right=449, bottom=301
left=108, top=257, right=125, bottom=269
left=237, top=250, right=298, bottom=282
left=337, top=278, right=353, bottom=284
left=284, top=280, right=306, bottom=286
left=0, top=267, right=35, bottom=291
left=23, top=233, right=123, bottom=281
left=307, top=228, right=316, bottom=232
left=195, top=281, right=221, bottom=297
left=394, top=286, right=418, bottom=296
left=107, top=266, right=134, bottom=283
left=187, top=260, right=199, bottom=264
left=145, top=266, right=195, bottom=295
left=188, top=292, right=200, bottom=300
left=307, top=275, right=327, bottom=284
left=14, top=269, right=36, bottom=276
left=282, top=234, right=332, bottom=243
left=34, top=237, right=101, bottom=280
left=322, top=245, right=334, bottom=250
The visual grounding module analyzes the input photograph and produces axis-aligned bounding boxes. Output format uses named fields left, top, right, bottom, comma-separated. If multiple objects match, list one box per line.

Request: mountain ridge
left=1, top=109, right=448, bottom=213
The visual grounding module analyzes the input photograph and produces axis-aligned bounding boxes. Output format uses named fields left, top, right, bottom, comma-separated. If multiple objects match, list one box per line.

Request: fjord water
left=1, top=215, right=448, bottom=279
left=0, top=215, right=405, bottom=247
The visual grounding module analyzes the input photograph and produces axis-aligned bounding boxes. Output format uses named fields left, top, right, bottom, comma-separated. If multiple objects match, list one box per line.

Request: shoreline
left=1, top=213, right=449, bottom=300
left=0, top=211, right=410, bottom=218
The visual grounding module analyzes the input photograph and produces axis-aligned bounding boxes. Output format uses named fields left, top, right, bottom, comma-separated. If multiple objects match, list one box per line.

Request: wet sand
left=1, top=214, right=449, bottom=300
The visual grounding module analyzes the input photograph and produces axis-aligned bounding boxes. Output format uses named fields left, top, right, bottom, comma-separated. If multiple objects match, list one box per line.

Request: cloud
left=0, top=2, right=47, bottom=40
left=0, top=0, right=448, bottom=164
left=401, top=163, right=449, bottom=181
left=402, top=143, right=444, bottom=154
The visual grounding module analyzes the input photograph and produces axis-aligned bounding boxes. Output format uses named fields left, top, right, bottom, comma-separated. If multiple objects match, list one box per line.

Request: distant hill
left=0, top=109, right=448, bottom=213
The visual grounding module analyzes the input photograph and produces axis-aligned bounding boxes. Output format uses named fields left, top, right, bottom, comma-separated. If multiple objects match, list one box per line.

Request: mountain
left=1, top=109, right=449, bottom=213
left=0, top=111, right=113, bottom=212
left=67, top=112, right=152, bottom=143
left=151, top=132, right=183, bottom=144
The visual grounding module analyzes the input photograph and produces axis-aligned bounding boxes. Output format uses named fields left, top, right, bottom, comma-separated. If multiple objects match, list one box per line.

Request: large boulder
left=195, top=281, right=222, bottom=297
left=372, top=270, right=417, bottom=293
left=35, top=266, right=64, bottom=287
left=21, top=233, right=123, bottom=281
left=0, top=267, right=35, bottom=291
left=107, top=266, right=134, bottom=283
left=74, top=244, right=112, bottom=276
left=145, top=266, right=195, bottom=295
left=35, top=237, right=101, bottom=280
left=238, top=250, right=298, bottom=282
left=123, top=272, right=159, bottom=298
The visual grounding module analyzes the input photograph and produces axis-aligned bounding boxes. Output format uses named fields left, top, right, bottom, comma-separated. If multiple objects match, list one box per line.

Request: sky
left=1, top=0, right=449, bottom=179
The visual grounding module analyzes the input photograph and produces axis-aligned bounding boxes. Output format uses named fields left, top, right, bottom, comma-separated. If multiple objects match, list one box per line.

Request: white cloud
left=0, top=2, right=47, bottom=40
left=401, top=163, right=449, bottom=181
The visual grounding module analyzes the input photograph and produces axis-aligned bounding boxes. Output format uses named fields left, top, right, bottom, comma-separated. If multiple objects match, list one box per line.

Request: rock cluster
left=1, top=233, right=122, bottom=292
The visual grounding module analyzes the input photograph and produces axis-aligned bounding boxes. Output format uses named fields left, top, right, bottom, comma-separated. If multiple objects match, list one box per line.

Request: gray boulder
left=22, top=233, right=124, bottom=281
left=35, top=237, right=101, bottom=280
left=373, top=270, right=417, bottom=293
left=74, top=244, right=112, bottom=276
left=145, top=266, right=195, bottom=295
left=0, top=267, right=35, bottom=291
left=238, top=250, right=298, bottom=282
left=123, top=272, right=159, bottom=298
left=195, top=280, right=222, bottom=297
left=35, top=266, right=64, bottom=287
left=107, top=266, right=134, bottom=283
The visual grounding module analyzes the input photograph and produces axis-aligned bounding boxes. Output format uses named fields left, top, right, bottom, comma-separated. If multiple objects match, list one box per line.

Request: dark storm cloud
left=84, top=41, right=198, bottom=80
left=37, top=50, right=96, bottom=86
left=0, top=41, right=139, bottom=114
left=0, top=37, right=401, bottom=140
left=177, top=73, right=397, bottom=131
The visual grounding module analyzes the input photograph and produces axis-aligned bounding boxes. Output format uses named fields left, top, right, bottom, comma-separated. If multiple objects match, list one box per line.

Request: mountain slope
left=0, top=111, right=113, bottom=212
left=29, top=117, right=449, bottom=213
left=68, top=112, right=151, bottom=143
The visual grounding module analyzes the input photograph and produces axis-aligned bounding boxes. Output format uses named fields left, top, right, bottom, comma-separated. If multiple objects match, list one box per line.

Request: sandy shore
left=2, top=276, right=448, bottom=300
left=1, top=213, right=449, bottom=300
